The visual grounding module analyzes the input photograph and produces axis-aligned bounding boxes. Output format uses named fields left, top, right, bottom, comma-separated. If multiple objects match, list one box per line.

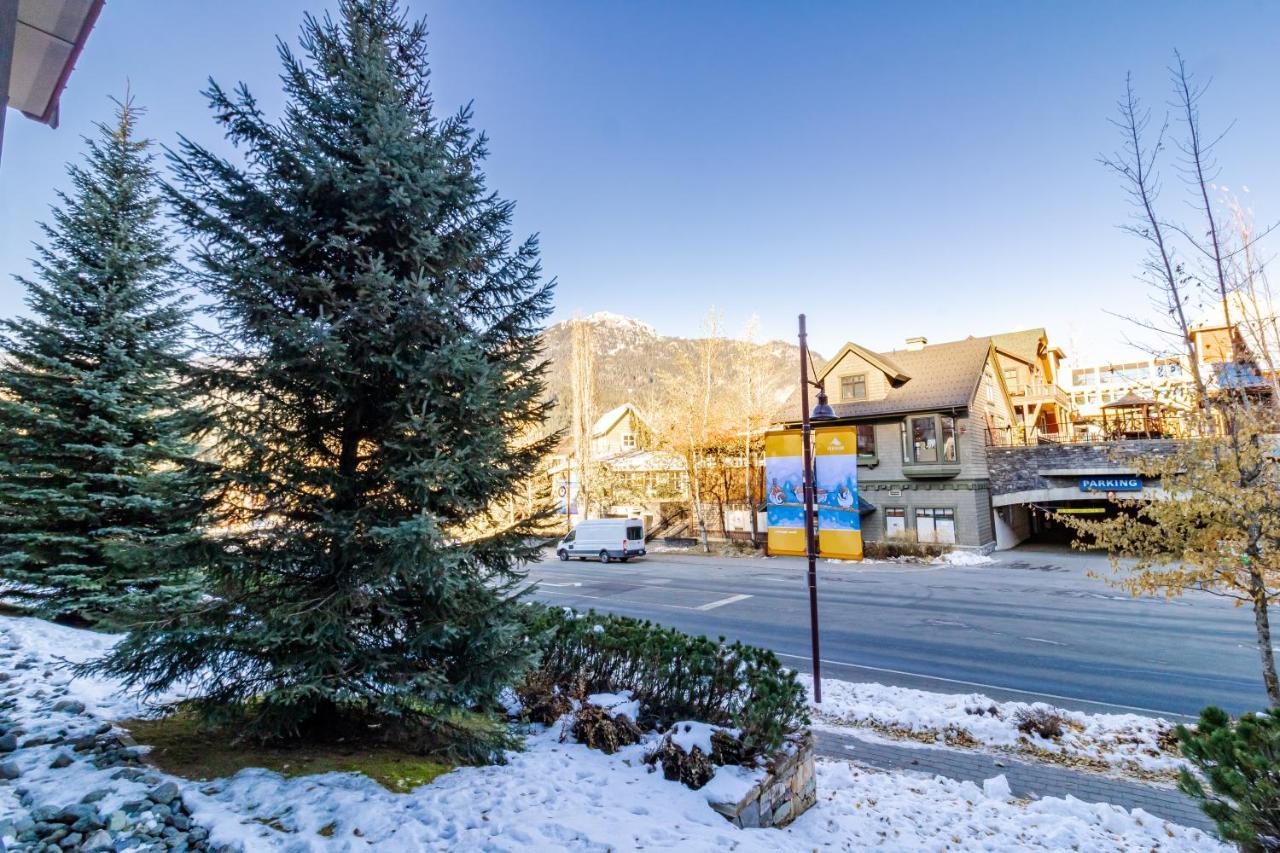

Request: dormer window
left=840, top=373, right=867, bottom=401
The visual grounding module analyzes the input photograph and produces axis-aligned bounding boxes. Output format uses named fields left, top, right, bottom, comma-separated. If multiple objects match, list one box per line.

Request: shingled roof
left=776, top=335, right=998, bottom=422
left=990, top=328, right=1046, bottom=365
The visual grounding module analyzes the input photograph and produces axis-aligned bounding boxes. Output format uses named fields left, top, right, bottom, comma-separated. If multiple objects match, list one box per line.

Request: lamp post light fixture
left=798, top=313, right=835, bottom=703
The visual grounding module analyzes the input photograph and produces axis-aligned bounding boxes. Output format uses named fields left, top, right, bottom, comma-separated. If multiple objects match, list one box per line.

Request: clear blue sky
left=2, top=1, right=1278, bottom=360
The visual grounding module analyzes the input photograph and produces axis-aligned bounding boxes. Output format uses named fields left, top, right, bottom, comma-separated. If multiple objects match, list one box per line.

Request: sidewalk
left=813, top=728, right=1217, bottom=834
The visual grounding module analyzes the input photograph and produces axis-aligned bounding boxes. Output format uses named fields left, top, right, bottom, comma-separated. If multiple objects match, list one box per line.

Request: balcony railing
left=1009, top=381, right=1072, bottom=409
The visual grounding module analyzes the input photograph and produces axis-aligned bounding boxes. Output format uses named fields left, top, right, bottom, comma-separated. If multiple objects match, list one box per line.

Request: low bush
left=571, top=704, right=642, bottom=754
left=862, top=539, right=947, bottom=560
left=525, top=606, right=808, bottom=761
left=516, top=673, right=574, bottom=726
left=1177, top=706, right=1280, bottom=851
left=1014, top=707, right=1066, bottom=740
left=645, top=736, right=716, bottom=789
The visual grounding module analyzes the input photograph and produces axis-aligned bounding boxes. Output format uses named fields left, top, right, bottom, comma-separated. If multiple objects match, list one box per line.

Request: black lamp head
left=810, top=388, right=836, bottom=420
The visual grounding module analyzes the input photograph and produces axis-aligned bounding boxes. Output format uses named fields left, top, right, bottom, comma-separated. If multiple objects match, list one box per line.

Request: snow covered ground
left=0, top=615, right=1224, bottom=851
left=804, top=675, right=1185, bottom=780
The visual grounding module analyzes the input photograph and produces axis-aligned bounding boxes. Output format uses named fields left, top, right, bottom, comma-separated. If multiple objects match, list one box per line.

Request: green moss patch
left=120, top=714, right=452, bottom=793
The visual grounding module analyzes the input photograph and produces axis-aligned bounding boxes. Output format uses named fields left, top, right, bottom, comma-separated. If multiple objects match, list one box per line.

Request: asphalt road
left=526, top=545, right=1269, bottom=720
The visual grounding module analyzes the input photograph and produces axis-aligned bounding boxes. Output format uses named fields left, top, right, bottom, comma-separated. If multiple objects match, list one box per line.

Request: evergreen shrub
left=526, top=606, right=808, bottom=760
left=1177, top=706, right=1280, bottom=851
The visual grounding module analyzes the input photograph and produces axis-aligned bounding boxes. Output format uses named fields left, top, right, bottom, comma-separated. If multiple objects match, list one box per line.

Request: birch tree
left=1070, top=55, right=1280, bottom=706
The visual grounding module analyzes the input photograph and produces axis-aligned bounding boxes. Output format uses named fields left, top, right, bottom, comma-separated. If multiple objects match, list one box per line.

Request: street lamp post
left=798, top=313, right=835, bottom=704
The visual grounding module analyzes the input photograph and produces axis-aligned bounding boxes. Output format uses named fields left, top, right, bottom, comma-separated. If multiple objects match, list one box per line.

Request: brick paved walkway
left=813, top=728, right=1217, bottom=834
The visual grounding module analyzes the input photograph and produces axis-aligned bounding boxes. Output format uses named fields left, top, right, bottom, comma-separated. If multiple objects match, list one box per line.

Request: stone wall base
left=709, top=732, right=815, bottom=829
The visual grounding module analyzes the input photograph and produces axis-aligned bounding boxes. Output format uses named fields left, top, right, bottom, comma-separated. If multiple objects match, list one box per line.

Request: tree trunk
left=689, top=453, right=709, bottom=553
left=746, top=434, right=759, bottom=547
left=1249, top=564, right=1280, bottom=707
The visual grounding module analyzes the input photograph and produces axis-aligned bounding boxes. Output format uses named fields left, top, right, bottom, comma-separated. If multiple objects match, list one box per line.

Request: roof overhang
left=1, top=0, right=102, bottom=157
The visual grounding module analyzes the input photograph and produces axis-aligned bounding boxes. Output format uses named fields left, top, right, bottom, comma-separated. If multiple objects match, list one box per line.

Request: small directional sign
left=1079, top=476, right=1141, bottom=492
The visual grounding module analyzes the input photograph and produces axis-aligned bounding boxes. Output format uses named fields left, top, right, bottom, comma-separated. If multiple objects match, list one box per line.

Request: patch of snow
left=804, top=675, right=1186, bottom=778
left=669, top=721, right=720, bottom=755
left=586, top=690, right=640, bottom=721
left=983, top=774, right=1013, bottom=801
left=700, top=763, right=766, bottom=806
left=937, top=551, right=996, bottom=567
left=498, top=686, right=522, bottom=717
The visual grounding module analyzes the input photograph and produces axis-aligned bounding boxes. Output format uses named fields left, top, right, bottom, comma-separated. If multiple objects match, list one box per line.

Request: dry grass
left=120, top=713, right=452, bottom=794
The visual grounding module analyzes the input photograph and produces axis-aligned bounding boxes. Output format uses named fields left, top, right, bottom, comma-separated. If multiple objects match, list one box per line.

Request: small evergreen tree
left=0, top=98, right=207, bottom=628
left=91, top=0, right=556, bottom=759
left=1177, top=706, right=1280, bottom=851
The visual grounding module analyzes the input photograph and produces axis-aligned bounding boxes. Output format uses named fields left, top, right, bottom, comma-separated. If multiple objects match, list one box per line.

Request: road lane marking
left=695, top=593, right=753, bottom=611
left=1022, top=636, right=1066, bottom=646
left=772, top=652, right=1192, bottom=720
left=537, top=582, right=582, bottom=587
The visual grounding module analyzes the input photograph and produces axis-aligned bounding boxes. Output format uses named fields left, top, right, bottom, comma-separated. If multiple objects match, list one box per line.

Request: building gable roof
left=990, top=328, right=1047, bottom=366
left=816, top=342, right=911, bottom=385
left=591, top=402, right=651, bottom=438
left=777, top=336, right=1001, bottom=422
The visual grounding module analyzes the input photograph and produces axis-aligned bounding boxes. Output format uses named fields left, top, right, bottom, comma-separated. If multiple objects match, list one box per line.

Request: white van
left=557, top=518, right=646, bottom=563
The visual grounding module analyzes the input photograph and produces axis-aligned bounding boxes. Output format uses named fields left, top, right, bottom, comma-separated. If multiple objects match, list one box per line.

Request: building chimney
left=905, top=336, right=928, bottom=351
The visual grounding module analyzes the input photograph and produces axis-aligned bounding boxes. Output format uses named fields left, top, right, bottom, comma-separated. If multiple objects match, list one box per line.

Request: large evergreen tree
left=0, top=99, right=207, bottom=628
left=92, top=0, right=556, bottom=758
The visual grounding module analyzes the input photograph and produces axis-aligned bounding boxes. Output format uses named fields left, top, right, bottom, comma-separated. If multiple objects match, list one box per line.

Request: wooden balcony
left=1009, top=381, right=1071, bottom=410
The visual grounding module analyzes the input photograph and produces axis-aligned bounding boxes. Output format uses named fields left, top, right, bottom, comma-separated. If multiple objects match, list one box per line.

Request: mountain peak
left=556, top=311, right=659, bottom=337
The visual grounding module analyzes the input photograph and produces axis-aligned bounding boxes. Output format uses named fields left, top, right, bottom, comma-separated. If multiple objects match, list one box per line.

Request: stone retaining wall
left=709, top=732, right=815, bottom=829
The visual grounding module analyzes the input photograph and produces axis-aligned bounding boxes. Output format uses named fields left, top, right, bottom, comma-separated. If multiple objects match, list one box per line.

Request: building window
left=911, top=416, right=937, bottom=462
left=885, top=507, right=907, bottom=538
left=903, top=414, right=961, bottom=465
left=1073, top=368, right=1097, bottom=387
left=622, top=433, right=636, bottom=449
left=840, top=373, right=867, bottom=401
left=1003, top=367, right=1019, bottom=386
left=856, top=424, right=876, bottom=457
left=915, top=507, right=956, bottom=544
left=1100, top=362, right=1149, bottom=384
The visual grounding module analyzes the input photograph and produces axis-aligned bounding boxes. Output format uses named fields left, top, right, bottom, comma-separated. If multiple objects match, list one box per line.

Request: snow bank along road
left=527, top=546, right=1269, bottom=719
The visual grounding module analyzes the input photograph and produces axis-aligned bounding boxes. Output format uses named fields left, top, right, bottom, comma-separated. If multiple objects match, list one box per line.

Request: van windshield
left=626, top=525, right=642, bottom=540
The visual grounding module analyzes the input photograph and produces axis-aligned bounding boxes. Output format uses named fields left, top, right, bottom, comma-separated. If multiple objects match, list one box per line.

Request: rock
left=81, top=828, right=114, bottom=851
left=150, top=803, right=172, bottom=820
left=92, top=722, right=110, bottom=735
left=0, top=733, right=16, bottom=752
left=71, top=734, right=98, bottom=752
left=106, top=810, right=128, bottom=831
left=57, top=803, right=101, bottom=830
left=171, top=813, right=191, bottom=831
left=0, top=760, right=19, bottom=779
left=51, top=699, right=86, bottom=715
left=32, top=805, right=60, bottom=823
left=80, top=788, right=110, bottom=804
left=147, top=781, right=180, bottom=805
left=20, top=736, right=48, bottom=748
left=58, top=831, right=83, bottom=849
left=49, top=750, right=74, bottom=769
